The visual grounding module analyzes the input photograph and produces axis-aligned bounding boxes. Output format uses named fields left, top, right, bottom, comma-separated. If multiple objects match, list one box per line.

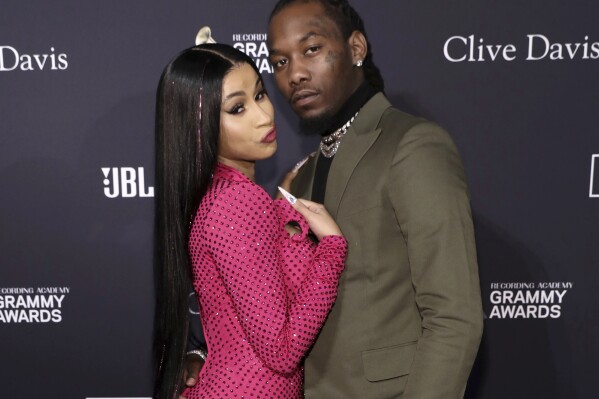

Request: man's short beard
left=299, top=111, right=335, bottom=135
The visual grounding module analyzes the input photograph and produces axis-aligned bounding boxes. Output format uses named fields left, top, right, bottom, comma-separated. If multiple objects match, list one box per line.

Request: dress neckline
left=215, top=162, right=253, bottom=183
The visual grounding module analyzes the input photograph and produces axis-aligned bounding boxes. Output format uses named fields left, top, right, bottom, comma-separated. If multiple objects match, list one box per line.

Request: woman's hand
left=291, top=198, right=343, bottom=240
left=275, top=154, right=313, bottom=199
left=276, top=169, right=299, bottom=200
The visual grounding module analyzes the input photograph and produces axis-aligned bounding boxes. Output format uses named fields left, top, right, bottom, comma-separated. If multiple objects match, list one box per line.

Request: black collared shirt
left=311, top=83, right=377, bottom=203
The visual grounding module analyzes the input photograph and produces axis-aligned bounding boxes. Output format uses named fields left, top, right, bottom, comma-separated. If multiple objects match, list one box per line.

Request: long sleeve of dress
left=203, top=181, right=347, bottom=375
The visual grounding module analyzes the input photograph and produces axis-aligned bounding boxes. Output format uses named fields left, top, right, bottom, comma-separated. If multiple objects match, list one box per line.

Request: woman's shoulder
left=210, top=176, right=269, bottom=205
left=200, top=177, right=277, bottom=239
left=202, top=170, right=273, bottom=218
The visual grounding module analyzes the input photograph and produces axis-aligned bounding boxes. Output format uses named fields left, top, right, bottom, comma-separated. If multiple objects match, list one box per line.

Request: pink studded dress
left=183, top=163, right=347, bottom=399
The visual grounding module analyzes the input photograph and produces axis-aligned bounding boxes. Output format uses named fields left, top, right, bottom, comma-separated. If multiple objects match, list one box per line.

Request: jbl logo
left=102, top=167, right=154, bottom=198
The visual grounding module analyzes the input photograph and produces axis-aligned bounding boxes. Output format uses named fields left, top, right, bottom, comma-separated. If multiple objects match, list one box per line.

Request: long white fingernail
left=293, top=156, right=310, bottom=172
left=278, top=186, right=297, bottom=204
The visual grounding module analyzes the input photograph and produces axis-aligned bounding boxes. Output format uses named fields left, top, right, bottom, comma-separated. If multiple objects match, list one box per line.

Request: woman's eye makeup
left=226, top=103, right=245, bottom=114
left=224, top=84, right=267, bottom=114
left=255, top=88, right=267, bottom=101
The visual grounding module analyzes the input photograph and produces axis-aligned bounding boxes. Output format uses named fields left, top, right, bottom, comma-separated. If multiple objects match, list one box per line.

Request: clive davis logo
left=0, top=46, right=68, bottom=71
left=102, top=167, right=154, bottom=198
left=443, top=34, right=599, bottom=62
left=590, top=154, right=599, bottom=198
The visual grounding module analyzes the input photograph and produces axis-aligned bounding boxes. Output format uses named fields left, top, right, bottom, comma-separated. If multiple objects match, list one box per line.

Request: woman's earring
left=355, top=59, right=363, bottom=67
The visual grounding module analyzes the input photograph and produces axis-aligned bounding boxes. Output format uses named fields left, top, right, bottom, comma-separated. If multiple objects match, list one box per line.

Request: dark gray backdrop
left=1, top=1, right=597, bottom=398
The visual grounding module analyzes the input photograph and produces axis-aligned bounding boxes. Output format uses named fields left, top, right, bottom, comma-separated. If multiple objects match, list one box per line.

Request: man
left=184, top=1, right=483, bottom=397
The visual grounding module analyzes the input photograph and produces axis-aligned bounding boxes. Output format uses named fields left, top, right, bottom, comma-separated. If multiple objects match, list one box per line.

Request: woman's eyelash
left=226, top=89, right=267, bottom=114
left=228, top=104, right=244, bottom=114
left=256, top=89, right=268, bottom=100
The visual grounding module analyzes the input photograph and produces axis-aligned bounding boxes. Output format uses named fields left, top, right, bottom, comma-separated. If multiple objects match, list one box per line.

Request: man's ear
left=348, top=30, right=368, bottom=64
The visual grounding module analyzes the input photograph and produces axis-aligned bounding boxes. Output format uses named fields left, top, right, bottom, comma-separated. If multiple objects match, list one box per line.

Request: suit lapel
left=325, top=126, right=381, bottom=217
left=324, top=93, right=392, bottom=217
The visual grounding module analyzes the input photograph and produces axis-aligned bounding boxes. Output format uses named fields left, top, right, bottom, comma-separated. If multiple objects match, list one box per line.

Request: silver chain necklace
left=319, top=111, right=359, bottom=158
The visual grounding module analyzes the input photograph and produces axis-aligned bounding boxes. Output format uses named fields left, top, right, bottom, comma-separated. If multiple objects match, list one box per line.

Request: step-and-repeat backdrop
left=1, top=1, right=597, bottom=397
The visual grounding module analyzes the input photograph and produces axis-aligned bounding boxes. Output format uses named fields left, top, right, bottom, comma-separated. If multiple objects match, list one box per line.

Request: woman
left=154, top=44, right=347, bottom=399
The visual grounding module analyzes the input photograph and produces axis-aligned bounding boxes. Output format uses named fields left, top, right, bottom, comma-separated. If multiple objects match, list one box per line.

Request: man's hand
left=178, top=353, right=204, bottom=398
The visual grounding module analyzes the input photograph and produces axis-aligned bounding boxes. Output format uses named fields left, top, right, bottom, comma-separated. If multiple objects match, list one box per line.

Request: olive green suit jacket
left=291, top=93, right=483, bottom=399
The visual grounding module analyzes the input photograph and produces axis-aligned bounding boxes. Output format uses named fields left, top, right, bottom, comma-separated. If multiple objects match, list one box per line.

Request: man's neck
left=321, top=82, right=376, bottom=136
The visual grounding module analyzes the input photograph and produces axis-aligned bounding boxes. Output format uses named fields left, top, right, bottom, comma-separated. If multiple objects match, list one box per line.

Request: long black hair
left=269, top=0, right=385, bottom=92
left=154, top=43, right=262, bottom=399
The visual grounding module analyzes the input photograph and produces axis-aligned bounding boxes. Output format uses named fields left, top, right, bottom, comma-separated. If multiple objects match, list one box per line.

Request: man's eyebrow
left=223, top=78, right=261, bottom=102
left=269, top=31, right=327, bottom=56
left=299, top=31, right=326, bottom=43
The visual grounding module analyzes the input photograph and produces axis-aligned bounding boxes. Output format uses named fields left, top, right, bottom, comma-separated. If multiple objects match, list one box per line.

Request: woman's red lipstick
left=261, top=127, right=277, bottom=143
